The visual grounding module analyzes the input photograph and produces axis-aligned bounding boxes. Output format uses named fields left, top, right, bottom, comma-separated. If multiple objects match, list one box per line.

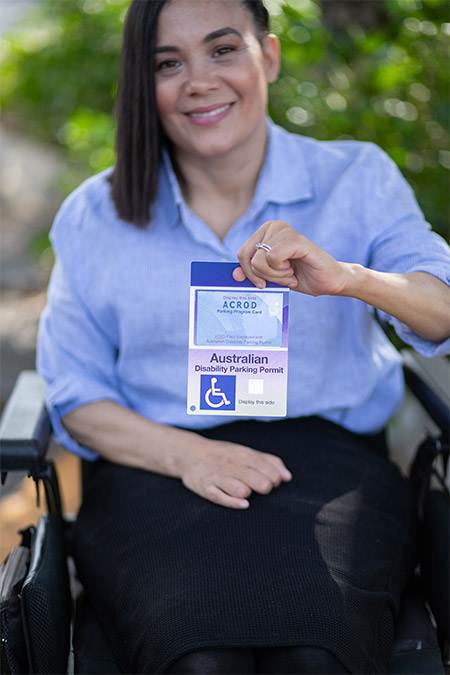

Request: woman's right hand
left=177, top=436, right=292, bottom=509
left=63, top=400, right=292, bottom=509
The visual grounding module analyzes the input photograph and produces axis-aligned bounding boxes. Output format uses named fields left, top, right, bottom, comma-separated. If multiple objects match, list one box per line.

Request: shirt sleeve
left=364, top=145, right=450, bottom=357
left=37, top=257, right=128, bottom=460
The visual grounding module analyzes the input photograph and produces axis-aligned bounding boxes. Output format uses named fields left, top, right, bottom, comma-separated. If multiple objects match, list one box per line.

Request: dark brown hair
left=109, top=0, right=270, bottom=227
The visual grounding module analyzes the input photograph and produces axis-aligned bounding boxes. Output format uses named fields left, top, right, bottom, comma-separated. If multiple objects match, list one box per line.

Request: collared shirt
left=37, top=120, right=450, bottom=460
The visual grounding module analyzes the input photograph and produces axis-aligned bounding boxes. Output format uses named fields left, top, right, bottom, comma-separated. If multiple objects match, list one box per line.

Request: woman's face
left=154, top=0, right=279, bottom=163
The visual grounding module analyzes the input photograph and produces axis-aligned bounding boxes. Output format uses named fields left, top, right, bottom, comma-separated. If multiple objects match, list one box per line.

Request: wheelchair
left=0, top=348, right=448, bottom=675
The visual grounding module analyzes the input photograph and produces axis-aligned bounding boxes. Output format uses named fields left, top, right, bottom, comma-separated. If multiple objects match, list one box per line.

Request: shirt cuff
left=385, top=317, right=450, bottom=357
left=378, top=267, right=450, bottom=358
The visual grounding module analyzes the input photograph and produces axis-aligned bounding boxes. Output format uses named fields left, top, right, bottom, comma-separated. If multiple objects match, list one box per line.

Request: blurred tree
left=1, top=0, right=126, bottom=192
left=268, top=0, right=449, bottom=240
left=320, top=0, right=387, bottom=31
left=1, top=0, right=448, bottom=240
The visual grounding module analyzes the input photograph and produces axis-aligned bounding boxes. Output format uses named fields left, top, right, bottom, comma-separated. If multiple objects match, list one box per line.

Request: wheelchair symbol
left=205, top=378, right=231, bottom=408
left=200, top=375, right=236, bottom=411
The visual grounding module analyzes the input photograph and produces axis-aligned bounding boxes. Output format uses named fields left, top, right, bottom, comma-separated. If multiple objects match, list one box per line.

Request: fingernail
left=282, top=470, right=292, bottom=480
left=240, top=500, right=250, bottom=508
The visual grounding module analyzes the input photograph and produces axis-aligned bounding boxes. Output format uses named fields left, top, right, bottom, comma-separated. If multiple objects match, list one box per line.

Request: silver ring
left=255, top=242, right=272, bottom=253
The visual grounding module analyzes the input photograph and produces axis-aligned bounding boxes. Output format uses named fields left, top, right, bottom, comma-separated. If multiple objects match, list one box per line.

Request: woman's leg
left=256, top=646, right=349, bottom=674
left=76, top=417, right=418, bottom=674
left=165, top=648, right=255, bottom=674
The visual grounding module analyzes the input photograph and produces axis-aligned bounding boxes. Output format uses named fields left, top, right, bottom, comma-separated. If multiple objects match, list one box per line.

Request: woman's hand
left=232, top=220, right=450, bottom=342
left=63, top=401, right=292, bottom=510
left=177, top=436, right=292, bottom=509
left=233, top=220, right=348, bottom=296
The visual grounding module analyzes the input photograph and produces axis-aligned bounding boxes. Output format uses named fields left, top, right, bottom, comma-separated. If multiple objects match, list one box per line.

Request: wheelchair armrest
left=0, top=371, right=62, bottom=515
left=0, top=371, right=51, bottom=477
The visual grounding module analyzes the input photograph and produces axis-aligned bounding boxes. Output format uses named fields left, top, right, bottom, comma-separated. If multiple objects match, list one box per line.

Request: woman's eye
left=156, top=59, right=180, bottom=72
left=213, top=46, right=235, bottom=57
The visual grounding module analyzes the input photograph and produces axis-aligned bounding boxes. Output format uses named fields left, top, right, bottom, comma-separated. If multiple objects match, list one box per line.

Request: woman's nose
left=184, top=60, right=218, bottom=96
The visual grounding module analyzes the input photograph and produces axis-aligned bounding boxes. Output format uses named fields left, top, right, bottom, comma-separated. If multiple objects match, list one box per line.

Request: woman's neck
left=173, top=122, right=268, bottom=240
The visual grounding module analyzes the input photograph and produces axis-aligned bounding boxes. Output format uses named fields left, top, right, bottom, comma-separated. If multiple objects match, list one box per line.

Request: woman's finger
left=251, top=252, right=296, bottom=281
left=235, top=220, right=301, bottom=287
left=227, top=465, right=279, bottom=494
left=236, top=252, right=268, bottom=288
left=235, top=223, right=273, bottom=287
left=260, top=452, right=293, bottom=481
left=204, top=484, right=250, bottom=509
left=228, top=444, right=292, bottom=483
left=216, top=476, right=254, bottom=499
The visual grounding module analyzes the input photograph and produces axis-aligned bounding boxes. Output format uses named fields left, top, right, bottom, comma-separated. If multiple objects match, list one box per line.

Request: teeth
left=189, top=104, right=231, bottom=118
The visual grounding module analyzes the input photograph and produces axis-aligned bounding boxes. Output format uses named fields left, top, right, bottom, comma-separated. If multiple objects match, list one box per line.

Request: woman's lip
left=185, top=103, right=233, bottom=117
left=184, top=102, right=234, bottom=126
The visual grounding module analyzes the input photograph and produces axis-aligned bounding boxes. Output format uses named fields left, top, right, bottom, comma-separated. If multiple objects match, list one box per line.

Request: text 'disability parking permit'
left=187, top=261, right=289, bottom=417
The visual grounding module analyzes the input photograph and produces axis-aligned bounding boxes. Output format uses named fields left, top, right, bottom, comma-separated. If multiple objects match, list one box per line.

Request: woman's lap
left=74, top=416, right=419, bottom=674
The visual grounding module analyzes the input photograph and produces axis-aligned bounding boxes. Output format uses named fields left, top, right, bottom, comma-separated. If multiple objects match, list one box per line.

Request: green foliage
left=268, top=0, right=449, bottom=239
left=1, top=0, right=127, bottom=191
left=1, top=0, right=448, bottom=238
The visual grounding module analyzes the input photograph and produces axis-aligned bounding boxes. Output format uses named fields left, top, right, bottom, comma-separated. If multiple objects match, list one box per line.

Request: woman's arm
left=40, top=257, right=291, bottom=510
left=63, top=401, right=292, bottom=509
left=339, top=267, right=449, bottom=342
left=233, top=220, right=450, bottom=343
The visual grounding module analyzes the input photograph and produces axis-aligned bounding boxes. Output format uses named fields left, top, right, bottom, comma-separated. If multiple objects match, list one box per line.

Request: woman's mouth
left=186, top=103, right=233, bottom=125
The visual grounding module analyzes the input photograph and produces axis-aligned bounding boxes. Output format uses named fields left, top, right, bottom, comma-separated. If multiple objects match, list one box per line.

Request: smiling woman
left=153, top=2, right=278, bottom=165
left=35, top=0, right=450, bottom=673
left=151, top=0, right=280, bottom=239
left=109, top=0, right=276, bottom=230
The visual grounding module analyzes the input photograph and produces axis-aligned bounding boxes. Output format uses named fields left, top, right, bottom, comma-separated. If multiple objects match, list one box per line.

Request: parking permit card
left=187, top=261, right=289, bottom=417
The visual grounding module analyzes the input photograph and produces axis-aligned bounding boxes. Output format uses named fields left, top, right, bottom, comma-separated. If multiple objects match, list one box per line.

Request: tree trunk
left=319, top=0, right=388, bottom=32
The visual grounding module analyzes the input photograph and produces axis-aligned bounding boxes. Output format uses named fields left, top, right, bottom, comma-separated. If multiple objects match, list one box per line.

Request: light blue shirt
left=37, top=120, right=450, bottom=460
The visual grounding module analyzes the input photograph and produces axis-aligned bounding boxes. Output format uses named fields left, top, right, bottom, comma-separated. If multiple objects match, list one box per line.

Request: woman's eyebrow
left=155, top=27, right=242, bottom=54
left=203, top=27, right=243, bottom=43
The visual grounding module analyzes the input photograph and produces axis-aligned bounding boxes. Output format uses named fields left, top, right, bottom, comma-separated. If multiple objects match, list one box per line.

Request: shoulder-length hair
left=109, top=0, right=270, bottom=228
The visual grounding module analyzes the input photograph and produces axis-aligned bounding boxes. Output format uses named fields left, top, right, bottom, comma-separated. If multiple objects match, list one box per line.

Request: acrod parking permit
left=187, top=261, right=289, bottom=417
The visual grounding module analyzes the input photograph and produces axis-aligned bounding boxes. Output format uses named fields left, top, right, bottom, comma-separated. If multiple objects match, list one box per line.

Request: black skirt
left=73, top=416, right=419, bottom=674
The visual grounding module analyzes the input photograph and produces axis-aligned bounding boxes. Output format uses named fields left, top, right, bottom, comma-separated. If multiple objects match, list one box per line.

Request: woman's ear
left=263, top=33, right=280, bottom=83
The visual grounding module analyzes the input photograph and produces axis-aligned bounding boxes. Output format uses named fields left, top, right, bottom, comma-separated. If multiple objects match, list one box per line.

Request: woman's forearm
left=340, top=267, right=450, bottom=342
left=62, top=400, right=197, bottom=476
left=234, top=221, right=450, bottom=343
left=62, top=400, right=292, bottom=509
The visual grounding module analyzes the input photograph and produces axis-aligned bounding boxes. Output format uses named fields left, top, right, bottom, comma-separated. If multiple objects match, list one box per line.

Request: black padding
left=422, top=489, right=450, bottom=644
left=21, top=514, right=71, bottom=674
left=0, top=539, right=31, bottom=675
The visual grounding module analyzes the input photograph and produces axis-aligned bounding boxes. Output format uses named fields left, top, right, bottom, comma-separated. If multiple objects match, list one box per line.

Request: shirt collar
left=255, top=118, right=313, bottom=205
left=158, top=118, right=314, bottom=228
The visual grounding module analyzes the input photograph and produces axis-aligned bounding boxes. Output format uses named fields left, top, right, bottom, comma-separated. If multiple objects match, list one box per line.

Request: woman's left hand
left=233, top=220, right=450, bottom=343
left=233, top=220, right=348, bottom=296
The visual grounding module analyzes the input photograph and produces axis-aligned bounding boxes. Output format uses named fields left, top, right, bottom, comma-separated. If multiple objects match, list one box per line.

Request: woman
left=37, top=0, right=450, bottom=673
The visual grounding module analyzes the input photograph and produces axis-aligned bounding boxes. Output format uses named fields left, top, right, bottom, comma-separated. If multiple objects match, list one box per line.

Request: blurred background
left=0, top=0, right=449, bottom=554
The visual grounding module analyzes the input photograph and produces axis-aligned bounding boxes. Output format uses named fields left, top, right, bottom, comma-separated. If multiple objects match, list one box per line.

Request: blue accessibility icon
left=200, top=375, right=236, bottom=411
